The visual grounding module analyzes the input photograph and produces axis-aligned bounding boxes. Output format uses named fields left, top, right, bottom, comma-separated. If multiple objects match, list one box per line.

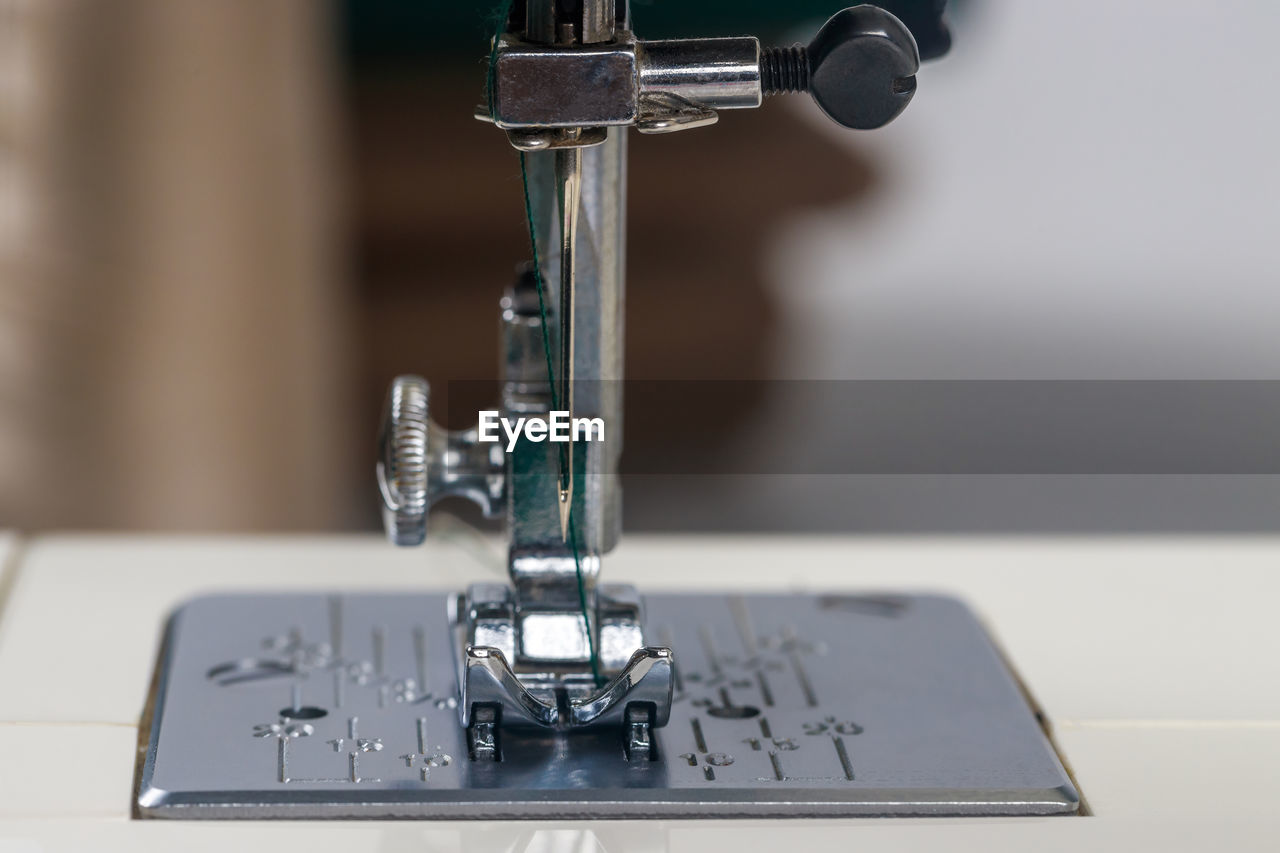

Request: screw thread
left=760, top=45, right=810, bottom=95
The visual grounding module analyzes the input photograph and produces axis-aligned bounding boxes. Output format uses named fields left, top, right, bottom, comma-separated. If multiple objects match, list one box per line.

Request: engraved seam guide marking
left=833, top=735, right=855, bottom=781
left=730, top=595, right=757, bottom=656
left=755, top=669, right=774, bottom=706
left=690, top=718, right=708, bottom=753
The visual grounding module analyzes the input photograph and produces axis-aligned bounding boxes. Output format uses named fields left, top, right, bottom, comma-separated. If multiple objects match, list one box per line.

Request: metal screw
left=760, top=45, right=812, bottom=95
left=760, top=6, right=921, bottom=130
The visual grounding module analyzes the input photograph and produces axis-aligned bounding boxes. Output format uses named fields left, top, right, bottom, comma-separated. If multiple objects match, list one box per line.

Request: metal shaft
left=519, top=134, right=625, bottom=560
left=555, top=145, right=583, bottom=540
left=509, top=0, right=626, bottom=563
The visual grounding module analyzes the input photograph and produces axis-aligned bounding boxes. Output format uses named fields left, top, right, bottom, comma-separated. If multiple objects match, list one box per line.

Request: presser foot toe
left=459, top=645, right=674, bottom=762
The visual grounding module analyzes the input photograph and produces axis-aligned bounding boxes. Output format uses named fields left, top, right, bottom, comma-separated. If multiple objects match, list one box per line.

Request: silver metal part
left=491, top=35, right=766, bottom=132
left=518, top=132, right=625, bottom=557
left=500, top=277, right=551, bottom=413
left=555, top=145, right=584, bottom=540
left=637, top=92, right=720, bottom=134
left=377, top=376, right=430, bottom=546
left=638, top=38, right=763, bottom=110
left=458, top=645, right=673, bottom=729
left=504, top=126, right=610, bottom=153
left=450, top=580, right=664, bottom=747
left=138, top=592, right=1079, bottom=819
left=524, top=0, right=558, bottom=46
left=491, top=36, right=639, bottom=129
left=376, top=376, right=505, bottom=546
left=525, top=0, right=617, bottom=47
left=581, top=0, right=616, bottom=45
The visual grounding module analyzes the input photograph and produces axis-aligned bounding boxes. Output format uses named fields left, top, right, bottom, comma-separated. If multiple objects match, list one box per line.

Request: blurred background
left=3, top=0, right=1279, bottom=534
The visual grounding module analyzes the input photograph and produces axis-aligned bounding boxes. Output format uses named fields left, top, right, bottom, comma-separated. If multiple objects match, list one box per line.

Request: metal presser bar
left=377, top=1, right=930, bottom=759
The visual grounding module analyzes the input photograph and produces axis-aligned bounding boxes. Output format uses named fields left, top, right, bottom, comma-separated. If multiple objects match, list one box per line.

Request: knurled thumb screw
left=760, top=5, right=921, bottom=131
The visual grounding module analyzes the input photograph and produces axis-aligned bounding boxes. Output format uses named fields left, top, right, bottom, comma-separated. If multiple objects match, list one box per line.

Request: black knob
left=761, top=5, right=922, bottom=131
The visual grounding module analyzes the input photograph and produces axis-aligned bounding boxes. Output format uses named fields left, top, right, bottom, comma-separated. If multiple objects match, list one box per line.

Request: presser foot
left=450, top=581, right=674, bottom=762
left=460, top=645, right=674, bottom=763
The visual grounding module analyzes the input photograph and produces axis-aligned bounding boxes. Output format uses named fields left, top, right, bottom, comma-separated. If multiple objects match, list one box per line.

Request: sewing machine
left=3, top=0, right=1279, bottom=848
left=123, top=0, right=1077, bottom=819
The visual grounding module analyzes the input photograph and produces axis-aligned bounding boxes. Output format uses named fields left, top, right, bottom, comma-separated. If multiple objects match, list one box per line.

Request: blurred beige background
left=1, top=0, right=356, bottom=530
left=4, top=1, right=1280, bottom=534
left=0, top=0, right=862, bottom=532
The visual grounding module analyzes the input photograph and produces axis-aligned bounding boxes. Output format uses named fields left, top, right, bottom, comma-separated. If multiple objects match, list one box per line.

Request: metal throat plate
left=138, top=592, right=1079, bottom=819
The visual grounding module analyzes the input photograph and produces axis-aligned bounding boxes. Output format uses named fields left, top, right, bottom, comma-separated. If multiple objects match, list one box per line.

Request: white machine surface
left=0, top=532, right=1276, bottom=849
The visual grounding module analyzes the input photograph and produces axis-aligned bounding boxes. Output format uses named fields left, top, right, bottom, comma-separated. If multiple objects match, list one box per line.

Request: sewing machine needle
left=556, top=146, right=582, bottom=542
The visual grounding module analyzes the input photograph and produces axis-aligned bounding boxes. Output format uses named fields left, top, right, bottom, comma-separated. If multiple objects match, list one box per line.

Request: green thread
left=484, top=1, right=512, bottom=120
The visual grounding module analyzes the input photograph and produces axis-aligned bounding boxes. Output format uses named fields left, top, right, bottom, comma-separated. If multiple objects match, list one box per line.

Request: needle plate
left=137, top=592, right=1078, bottom=819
